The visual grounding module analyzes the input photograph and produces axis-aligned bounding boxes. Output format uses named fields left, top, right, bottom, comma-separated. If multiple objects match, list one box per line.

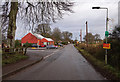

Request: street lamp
left=92, top=7, right=109, bottom=64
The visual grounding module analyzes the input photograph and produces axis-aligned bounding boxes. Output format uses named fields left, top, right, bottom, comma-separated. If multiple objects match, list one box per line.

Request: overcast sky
left=15, top=0, right=119, bottom=41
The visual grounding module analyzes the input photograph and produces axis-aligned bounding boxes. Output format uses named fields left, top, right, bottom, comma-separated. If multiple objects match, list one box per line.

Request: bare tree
left=52, top=27, right=62, bottom=42
left=1, top=0, right=74, bottom=48
left=34, top=23, right=52, bottom=37
left=62, top=31, right=72, bottom=41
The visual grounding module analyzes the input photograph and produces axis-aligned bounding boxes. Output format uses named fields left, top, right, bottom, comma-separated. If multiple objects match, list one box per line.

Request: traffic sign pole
left=105, top=8, right=108, bottom=64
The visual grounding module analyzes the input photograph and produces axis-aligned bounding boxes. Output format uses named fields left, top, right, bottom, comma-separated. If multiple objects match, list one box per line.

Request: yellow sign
left=77, top=41, right=79, bottom=44
left=103, top=43, right=111, bottom=49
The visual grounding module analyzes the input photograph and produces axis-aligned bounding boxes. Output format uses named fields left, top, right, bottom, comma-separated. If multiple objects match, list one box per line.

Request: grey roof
left=31, top=33, right=44, bottom=39
left=45, top=38, right=53, bottom=41
left=31, top=32, right=53, bottom=41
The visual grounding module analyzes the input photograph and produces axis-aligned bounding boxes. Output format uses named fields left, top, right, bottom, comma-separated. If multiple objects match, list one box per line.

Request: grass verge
left=2, top=54, right=28, bottom=66
left=75, top=46, right=120, bottom=80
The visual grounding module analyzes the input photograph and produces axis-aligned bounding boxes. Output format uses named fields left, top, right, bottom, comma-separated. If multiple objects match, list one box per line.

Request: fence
left=2, top=47, right=27, bottom=55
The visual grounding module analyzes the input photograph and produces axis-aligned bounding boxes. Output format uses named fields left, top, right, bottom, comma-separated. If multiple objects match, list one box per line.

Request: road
left=5, top=44, right=105, bottom=80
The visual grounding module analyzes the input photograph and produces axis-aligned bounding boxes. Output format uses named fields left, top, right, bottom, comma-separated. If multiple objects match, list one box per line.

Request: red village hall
left=21, top=32, right=54, bottom=46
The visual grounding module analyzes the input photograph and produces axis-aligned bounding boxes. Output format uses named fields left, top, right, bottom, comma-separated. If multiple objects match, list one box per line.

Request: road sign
left=105, top=31, right=109, bottom=37
left=103, top=43, right=111, bottom=49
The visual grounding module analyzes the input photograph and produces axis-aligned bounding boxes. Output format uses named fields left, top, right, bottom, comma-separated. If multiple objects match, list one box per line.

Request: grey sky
left=15, top=0, right=119, bottom=41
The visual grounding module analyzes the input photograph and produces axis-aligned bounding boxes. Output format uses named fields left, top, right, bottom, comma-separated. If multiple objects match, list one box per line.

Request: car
left=32, top=44, right=37, bottom=47
left=46, top=45, right=58, bottom=49
left=58, top=43, right=63, bottom=47
left=41, top=45, right=46, bottom=47
left=32, top=44, right=46, bottom=48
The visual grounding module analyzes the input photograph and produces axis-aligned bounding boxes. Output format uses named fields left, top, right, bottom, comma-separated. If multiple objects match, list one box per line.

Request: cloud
left=15, top=0, right=119, bottom=41
left=50, top=0, right=119, bottom=40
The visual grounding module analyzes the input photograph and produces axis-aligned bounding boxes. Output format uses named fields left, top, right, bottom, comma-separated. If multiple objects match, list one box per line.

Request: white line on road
left=43, top=50, right=59, bottom=59
left=40, top=50, right=45, bottom=51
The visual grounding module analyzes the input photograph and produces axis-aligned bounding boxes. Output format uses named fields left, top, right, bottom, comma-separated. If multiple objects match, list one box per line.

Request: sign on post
left=105, top=31, right=109, bottom=37
left=103, top=43, right=111, bottom=49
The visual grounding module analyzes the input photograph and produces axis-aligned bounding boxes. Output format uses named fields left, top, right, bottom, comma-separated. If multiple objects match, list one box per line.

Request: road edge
left=74, top=45, right=120, bottom=80
left=2, top=57, right=43, bottom=79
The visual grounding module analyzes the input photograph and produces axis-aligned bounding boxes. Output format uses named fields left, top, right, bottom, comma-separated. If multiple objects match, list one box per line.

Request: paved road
left=26, top=48, right=60, bottom=60
left=5, top=44, right=105, bottom=80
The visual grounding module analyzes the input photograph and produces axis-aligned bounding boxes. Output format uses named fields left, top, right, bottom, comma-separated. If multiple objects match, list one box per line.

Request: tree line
left=83, top=33, right=102, bottom=44
left=34, top=23, right=73, bottom=43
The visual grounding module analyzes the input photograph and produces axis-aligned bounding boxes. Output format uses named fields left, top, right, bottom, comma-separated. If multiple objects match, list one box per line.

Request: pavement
left=2, top=47, right=62, bottom=79
left=2, top=52, right=43, bottom=79
left=4, top=44, right=105, bottom=80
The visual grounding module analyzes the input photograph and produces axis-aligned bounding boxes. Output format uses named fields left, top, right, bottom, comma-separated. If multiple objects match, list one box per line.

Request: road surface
left=4, top=44, right=105, bottom=80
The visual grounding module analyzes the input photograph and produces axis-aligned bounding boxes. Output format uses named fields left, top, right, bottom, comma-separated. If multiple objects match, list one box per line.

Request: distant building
left=21, top=32, right=54, bottom=46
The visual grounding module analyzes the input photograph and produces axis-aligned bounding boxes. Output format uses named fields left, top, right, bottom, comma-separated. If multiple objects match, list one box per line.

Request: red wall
left=21, top=33, right=38, bottom=44
left=21, top=33, right=54, bottom=46
left=39, top=38, right=54, bottom=45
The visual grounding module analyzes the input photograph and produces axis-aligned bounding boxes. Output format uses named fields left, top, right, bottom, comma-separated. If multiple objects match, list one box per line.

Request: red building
left=21, top=32, right=54, bottom=46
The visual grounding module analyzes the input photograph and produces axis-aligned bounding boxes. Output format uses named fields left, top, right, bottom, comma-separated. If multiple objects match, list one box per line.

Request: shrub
left=77, top=43, right=120, bottom=72
left=15, top=40, right=21, bottom=48
left=61, top=41, right=68, bottom=45
left=23, top=42, right=32, bottom=47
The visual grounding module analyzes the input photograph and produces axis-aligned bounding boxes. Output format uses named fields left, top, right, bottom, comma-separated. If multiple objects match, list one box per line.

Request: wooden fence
left=2, top=47, right=27, bottom=55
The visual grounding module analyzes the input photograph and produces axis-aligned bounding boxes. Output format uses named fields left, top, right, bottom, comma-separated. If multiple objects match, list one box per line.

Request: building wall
left=39, top=38, right=54, bottom=45
left=21, top=33, right=54, bottom=46
left=21, top=33, right=38, bottom=44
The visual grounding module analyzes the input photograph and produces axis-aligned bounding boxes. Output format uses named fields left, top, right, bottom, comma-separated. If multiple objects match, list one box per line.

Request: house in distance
left=21, top=32, right=54, bottom=46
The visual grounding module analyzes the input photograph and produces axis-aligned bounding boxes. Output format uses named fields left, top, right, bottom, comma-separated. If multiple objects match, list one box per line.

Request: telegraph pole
left=80, top=29, right=82, bottom=43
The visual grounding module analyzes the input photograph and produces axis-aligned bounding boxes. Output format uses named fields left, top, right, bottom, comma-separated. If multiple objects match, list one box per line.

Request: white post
left=38, top=40, right=39, bottom=48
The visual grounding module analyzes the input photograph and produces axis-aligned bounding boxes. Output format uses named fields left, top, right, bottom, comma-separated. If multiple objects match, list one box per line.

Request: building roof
left=30, top=32, right=53, bottom=41
left=45, top=38, right=53, bottom=41
left=32, top=33, right=44, bottom=39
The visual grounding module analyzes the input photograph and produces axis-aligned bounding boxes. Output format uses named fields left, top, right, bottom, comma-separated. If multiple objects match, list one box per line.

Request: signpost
left=105, top=31, right=109, bottom=37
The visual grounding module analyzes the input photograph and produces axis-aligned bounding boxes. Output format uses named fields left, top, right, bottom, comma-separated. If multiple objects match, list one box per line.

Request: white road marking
left=40, top=50, right=45, bottom=51
left=43, top=49, right=59, bottom=59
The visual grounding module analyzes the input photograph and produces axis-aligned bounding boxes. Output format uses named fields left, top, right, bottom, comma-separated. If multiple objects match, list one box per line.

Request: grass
left=0, top=50, right=1, bottom=52
left=75, top=45, right=120, bottom=80
left=2, top=54, right=28, bottom=66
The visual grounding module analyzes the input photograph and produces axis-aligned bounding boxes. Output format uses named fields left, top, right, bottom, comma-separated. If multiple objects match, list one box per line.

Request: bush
left=75, top=46, right=120, bottom=80
left=77, top=43, right=120, bottom=74
left=78, top=43, right=105, bottom=61
left=23, top=42, right=32, bottom=47
left=61, top=41, right=68, bottom=45
left=15, top=40, right=21, bottom=48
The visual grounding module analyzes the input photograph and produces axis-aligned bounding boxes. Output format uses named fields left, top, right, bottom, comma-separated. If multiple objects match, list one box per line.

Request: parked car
left=58, top=43, right=63, bottom=47
left=32, top=44, right=37, bottom=47
left=41, top=45, right=46, bottom=47
left=46, top=45, right=58, bottom=49
left=32, top=44, right=46, bottom=48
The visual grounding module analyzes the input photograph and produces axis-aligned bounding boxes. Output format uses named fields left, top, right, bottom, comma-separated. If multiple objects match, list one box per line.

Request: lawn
left=2, top=54, right=28, bottom=66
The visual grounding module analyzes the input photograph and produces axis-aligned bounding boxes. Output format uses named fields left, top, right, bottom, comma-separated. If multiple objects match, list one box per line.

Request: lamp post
left=92, top=7, right=108, bottom=64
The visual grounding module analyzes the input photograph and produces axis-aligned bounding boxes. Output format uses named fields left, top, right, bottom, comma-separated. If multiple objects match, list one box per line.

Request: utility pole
left=80, top=29, right=82, bottom=43
left=86, top=21, right=88, bottom=46
left=105, top=8, right=108, bottom=64
left=92, top=7, right=109, bottom=64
